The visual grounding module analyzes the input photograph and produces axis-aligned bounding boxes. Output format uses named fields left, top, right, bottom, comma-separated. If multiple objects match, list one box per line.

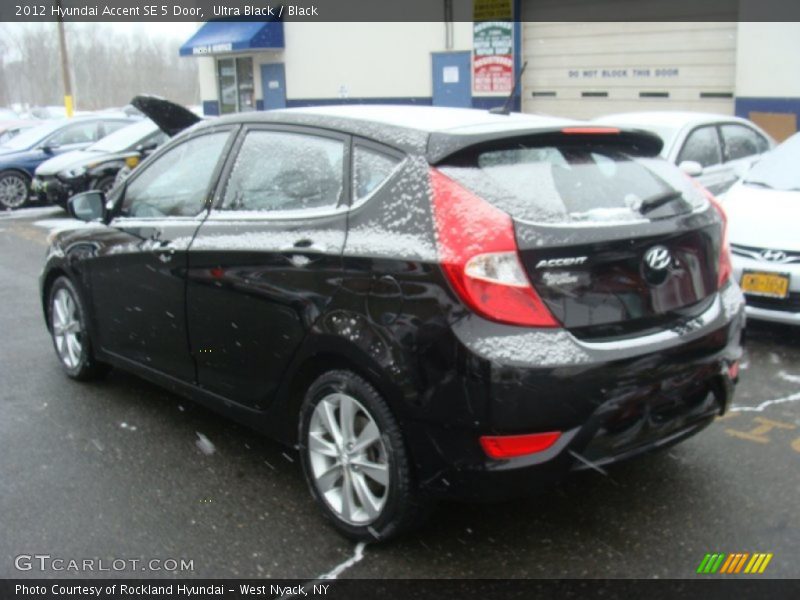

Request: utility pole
left=56, top=1, right=73, bottom=117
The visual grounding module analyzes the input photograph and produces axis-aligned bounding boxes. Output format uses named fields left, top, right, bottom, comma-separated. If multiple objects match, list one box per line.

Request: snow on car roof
left=276, top=104, right=577, bottom=134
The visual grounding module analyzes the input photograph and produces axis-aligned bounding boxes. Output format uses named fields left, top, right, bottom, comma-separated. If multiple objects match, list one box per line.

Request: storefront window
left=217, top=57, right=255, bottom=114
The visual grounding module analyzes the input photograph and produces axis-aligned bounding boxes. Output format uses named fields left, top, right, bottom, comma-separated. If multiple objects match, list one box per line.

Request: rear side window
left=222, top=130, right=344, bottom=212
left=439, top=144, right=705, bottom=224
left=678, top=126, right=722, bottom=168
left=720, top=124, right=768, bottom=161
left=353, top=145, right=401, bottom=201
left=48, top=121, right=98, bottom=146
left=102, top=120, right=130, bottom=137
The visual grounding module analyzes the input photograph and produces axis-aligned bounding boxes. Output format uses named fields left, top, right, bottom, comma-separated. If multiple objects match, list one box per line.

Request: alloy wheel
left=0, top=173, right=28, bottom=209
left=307, top=392, right=390, bottom=525
left=52, top=288, right=83, bottom=369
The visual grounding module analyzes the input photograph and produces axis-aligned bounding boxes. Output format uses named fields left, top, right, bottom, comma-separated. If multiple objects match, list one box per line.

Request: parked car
left=32, top=95, right=200, bottom=209
left=33, top=120, right=166, bottom=207
left=0, top=116, right=136, bottom=209
left=42, top=106, right=744, bottom=540
left=725, top=132, right=800, bottom=325
left=0, top=119, right=36, bottom=145
left=594, top=111, right=774, bottom=196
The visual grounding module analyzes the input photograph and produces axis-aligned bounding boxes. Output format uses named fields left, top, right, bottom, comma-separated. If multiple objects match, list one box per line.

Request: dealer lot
left=1, top=209, right=798, bottom=579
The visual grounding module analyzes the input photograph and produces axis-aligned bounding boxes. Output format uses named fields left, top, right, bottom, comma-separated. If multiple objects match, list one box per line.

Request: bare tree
left=0, top=23, right=199, bottom=111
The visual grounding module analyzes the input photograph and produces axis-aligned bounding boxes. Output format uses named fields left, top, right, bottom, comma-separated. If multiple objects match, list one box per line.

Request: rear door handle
left=281, top=238, right=324, bottom=253
left=150, top=240, right=176, bottom=261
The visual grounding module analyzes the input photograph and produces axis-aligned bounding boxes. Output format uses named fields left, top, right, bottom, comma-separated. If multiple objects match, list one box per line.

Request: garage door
left=520, top=17, right=737, bottom=119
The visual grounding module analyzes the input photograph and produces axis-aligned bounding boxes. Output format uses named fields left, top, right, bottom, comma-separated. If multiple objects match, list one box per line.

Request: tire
left=91, top=175, right=117, bottom=195
left=0, top=170, right=31, bottom=210
left=298, top=369, right=432, bottom=541
left=48, top=276, right=109, bottom=381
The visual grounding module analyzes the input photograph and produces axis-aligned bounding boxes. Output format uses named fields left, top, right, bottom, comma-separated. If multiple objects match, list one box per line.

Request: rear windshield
left=439, top=144, right=706, bottom=224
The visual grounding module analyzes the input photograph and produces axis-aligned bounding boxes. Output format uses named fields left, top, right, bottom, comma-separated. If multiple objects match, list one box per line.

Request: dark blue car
left=0, top=116, right=135, bottom=209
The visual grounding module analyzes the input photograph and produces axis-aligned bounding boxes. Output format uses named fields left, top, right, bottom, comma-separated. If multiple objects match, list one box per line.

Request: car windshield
left=0, top=120, right=66, bottom=151
left=743, top=132, right=800, bottom=192
left=89, top=119, right=158, bottom=153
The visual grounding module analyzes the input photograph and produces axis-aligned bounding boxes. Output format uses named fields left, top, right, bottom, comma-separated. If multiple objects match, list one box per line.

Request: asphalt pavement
left=1, top=207, right=798, bottom=580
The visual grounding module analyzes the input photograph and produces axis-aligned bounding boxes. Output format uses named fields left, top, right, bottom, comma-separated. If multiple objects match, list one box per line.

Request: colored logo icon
left=697, top=553, right=773, bottom=574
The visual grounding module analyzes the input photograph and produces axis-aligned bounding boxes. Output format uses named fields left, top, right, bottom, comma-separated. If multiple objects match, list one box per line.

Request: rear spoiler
left=427, top=126, right=663, bottom=164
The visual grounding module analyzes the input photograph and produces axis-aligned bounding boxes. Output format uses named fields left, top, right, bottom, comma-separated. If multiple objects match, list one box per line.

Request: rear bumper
left=411, top=284, right=745, bottom=501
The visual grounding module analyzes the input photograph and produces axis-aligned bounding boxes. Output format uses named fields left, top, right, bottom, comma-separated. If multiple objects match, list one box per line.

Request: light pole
left=56, top=1, right=73, bottom=117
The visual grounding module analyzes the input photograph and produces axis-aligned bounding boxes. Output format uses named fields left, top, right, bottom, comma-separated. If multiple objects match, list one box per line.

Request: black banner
left=2, top=579, right=799, bottom=600
left=2, top=0, right=800, bottom=23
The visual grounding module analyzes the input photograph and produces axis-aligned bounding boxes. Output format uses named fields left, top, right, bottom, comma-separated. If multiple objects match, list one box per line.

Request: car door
left=676, top=124, right=729, bottom=195
left=719, top=123, right=771, bottom=186
left=88, top=127, right=237, bottom=382
left=186, top=125, right=349, bottom=409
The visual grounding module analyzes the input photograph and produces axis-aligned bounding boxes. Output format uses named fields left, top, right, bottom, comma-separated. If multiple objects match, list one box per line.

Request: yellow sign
left=473, top=0, right=513, bottom=21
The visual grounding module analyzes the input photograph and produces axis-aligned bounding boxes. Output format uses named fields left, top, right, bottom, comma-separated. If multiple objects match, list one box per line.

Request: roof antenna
left=490, top=60, right=528, bottom=116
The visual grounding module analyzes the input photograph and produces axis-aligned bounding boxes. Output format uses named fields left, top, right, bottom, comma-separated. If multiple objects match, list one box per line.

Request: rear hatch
left=435, top=129, right=722, bottom=339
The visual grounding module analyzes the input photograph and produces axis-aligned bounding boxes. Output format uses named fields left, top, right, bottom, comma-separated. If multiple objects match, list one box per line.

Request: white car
left=725, top=132, right=800, bottom=326
left=594, top=111, right=774, bottom=196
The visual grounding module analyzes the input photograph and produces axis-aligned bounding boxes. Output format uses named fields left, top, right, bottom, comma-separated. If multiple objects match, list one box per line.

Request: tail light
left=429, top=168, right=558, bottom=328
left=480, top=431, right=562, bottom=459
left=707, top=192, right=732, bottom=288
left=689, top=179, right=732, bottom=289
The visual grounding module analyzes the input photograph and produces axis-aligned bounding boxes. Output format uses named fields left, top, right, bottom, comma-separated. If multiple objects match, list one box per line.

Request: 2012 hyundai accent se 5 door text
left=41, top=105, right=745, bottom=541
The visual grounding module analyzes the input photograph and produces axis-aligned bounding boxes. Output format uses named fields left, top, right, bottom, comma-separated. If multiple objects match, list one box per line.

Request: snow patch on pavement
left=0, top=206, right=63, bottom=220
left=318, top=542, right=367, bottom=580
left=195, top=432, right=216, bottom=455
left=730, top=392, right=800, bottom=413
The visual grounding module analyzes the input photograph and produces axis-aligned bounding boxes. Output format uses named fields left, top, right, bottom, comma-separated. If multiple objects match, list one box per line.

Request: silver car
left=595, top=111, right=774, bottom=196
left=725, top=132, right=800, bottom=326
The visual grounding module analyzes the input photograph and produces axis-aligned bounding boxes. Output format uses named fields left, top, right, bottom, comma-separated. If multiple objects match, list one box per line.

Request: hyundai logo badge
left=759, top=249, right=787, bottom=262
left=644, top=245, right=672, bottom=271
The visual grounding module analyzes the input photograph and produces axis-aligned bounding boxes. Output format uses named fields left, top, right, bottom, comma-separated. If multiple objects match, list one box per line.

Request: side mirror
left=68, top=190, right=105, bottom=222
left=678, top=160, right=703, bottom=177
left=40, top=144, right=55, bottom=155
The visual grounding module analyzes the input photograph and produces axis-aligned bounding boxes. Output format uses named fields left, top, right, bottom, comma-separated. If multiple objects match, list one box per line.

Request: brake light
left=561, top=126, right=620, bottom=135
left=480, top=431, right=562, bottom=459
left=429, top=168, right=558, bottom=327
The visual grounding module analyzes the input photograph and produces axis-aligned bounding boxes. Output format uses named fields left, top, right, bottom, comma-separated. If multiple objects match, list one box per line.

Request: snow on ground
left=0, top=206, right=64, bottom=220
left=32, top=218, right=103, bottom=234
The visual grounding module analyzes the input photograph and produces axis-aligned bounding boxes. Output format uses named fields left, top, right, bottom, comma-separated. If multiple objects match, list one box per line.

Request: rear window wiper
left=638, top=190, right=684, bottom=214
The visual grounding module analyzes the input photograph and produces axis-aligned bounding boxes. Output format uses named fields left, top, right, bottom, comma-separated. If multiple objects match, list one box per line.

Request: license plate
left=740, top=271, right=790, bottom=298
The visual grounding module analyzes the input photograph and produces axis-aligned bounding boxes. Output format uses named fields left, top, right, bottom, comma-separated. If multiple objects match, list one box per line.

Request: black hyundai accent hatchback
left=41, top=105, right=745, bottom=540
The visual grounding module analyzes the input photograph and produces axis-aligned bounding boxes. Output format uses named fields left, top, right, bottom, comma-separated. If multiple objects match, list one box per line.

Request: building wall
left=520, top=22, right=737, bottom=119
left=735, top=22, right=800, bottom=141
left=281, top=22, right=473, bottom=102
left=190, top=19, right=800, bottom=140
left=195, top=21, right=479, bottom=113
